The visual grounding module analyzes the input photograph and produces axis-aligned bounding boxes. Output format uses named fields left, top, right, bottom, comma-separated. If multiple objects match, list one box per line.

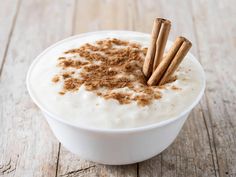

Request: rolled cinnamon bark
left=143, top=18, right=171, bottom=78
left=147, top=37, right=185, bottom=86
left=152, top=19, right=171, bottom=72
left=159, top=39, right=192, bottom=85
left=143, top=18, right=162, bottom=78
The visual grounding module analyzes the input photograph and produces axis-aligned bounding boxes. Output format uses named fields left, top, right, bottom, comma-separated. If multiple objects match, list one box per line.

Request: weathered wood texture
left=191, top=1, right=236, bottom=176
left=0, top=0, right=235, bottom=176
left=137, top=1, right=217, bottom=177
left=0, top=0, right=20, bottom=74
left=0, top=0, right=74, bottom=176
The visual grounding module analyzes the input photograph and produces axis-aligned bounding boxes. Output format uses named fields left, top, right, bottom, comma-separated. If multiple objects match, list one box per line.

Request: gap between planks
left=0, top=0, right=21, bottom=77
left=189, top=1, right=220, bottom=176
left=190, top=1, right=219, bottom=177
left=55, top=143, right=61, bottom=177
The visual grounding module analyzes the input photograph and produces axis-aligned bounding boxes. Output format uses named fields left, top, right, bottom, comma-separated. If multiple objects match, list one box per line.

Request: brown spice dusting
left=52, top=75, right=60, bottom=83
left=58, top=59, right=89, bottom=69
left=64, top=78, right=82, bottom=91
left=104, top=92, right=132, bottom=104
left=134, top=95, right=152, bottom=106
left=142, top=47, right=148, bottom=55
left=171, top=85, right=181, bottom=91
left=165, top=75, right=177, bottom=84
left=62, top=73, right=70, bottom=79
left=62, top=71, right=75, bottom=79
left=52, top=38, right=178, bottom=106
left=154, top=93, right=162, bottom=99
left=158, top=85, right=167, bottom=89
left=59, top=91, right=65, bottom=95
left=58, top=57, right=66, bottom=60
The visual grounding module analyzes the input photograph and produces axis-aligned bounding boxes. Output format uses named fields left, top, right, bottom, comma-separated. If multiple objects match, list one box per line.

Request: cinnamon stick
left=152, top=19, right=171, bottom=72
left=143, top=18, right=171, bottom=78
left=147, top=37, right=185, bottom=86
left=158, top=39, right=192, bottom=85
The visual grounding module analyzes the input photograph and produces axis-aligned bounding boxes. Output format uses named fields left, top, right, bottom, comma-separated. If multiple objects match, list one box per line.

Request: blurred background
left=0, top=0, right=235, bottom=176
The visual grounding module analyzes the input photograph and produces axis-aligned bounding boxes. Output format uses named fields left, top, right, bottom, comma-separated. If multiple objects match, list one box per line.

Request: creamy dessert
left=28, top=31, right=204, bottom=129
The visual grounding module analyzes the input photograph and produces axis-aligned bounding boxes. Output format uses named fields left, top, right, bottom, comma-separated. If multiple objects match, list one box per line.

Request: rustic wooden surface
left=0, top=0, right=235, bottom=176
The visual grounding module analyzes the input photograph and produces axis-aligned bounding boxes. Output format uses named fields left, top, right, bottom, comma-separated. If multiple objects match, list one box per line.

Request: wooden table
left=0, top=0, right=235, bottom=176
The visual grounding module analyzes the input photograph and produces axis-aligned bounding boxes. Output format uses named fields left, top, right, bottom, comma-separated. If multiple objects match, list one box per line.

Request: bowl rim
left=26, top=30, right=206, bottom=134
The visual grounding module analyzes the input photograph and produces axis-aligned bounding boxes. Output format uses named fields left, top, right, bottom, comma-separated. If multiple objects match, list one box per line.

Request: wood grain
left=137, top=1, right=217, bottom=177
left=191, top=0, right=236, bottom=176
left=0, top=0, right=235, bottom=176
left=0, top=0, right=74, bottom=176
left=0, top=0, right=20, bottom=75
left=73, top=0, right=136, bottom=33
left=57, top=146, right=137, bottom=177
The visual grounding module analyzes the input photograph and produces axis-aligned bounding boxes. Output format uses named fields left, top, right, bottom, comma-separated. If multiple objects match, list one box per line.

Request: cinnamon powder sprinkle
left=51, top=38, right=179, bottom=106
left=52, top=75, right=60, bottom=83
left=171, top=85, right=181, bottom=91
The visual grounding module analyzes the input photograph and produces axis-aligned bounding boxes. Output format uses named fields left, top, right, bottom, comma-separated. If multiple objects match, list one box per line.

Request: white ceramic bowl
left=26, top=31, right=205, bottom=165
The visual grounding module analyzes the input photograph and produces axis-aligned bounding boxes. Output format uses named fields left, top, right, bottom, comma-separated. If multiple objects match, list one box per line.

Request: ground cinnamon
left=52, top=38, right=165, bottom=106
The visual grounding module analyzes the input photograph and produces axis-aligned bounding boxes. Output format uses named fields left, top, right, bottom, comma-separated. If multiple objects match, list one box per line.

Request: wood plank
left=0, top=0, right=74, bottom=176
left=137, top=1, right=217, bottom=176
left=57, top=146, right=137, bottom=177
left=56, top=0, right=138, bottom=176
left=0, top=0, right=234, bottom=177
left=0, top=0, right=20, bottom=73
left=73, top=0, right=136, bottom=33
left=191, top=0, right=236, bottom=176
